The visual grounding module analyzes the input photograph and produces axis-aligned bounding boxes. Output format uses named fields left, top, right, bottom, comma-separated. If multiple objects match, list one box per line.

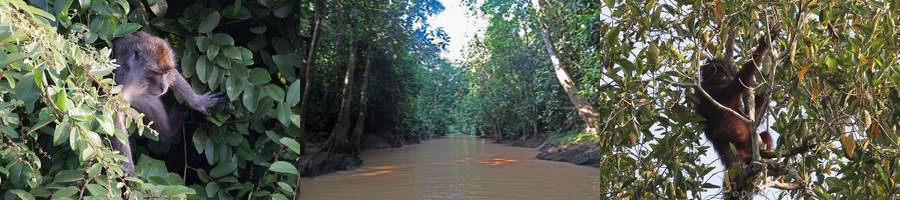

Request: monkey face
left=700, top=59, right=735, bottom=85
left=113, top=32, right=175, bottom=97
left=143, top=70, right=171, bottom=96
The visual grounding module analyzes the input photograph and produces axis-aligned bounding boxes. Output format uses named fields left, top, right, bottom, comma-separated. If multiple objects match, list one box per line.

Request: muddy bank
left=494, top=136, right=545, bottom=148
left=535, top=143, right=603, bottom=168
left=360, top=133, right=423, bottom=150
left=299, top=133, right=432, bottom=177
left=298, top=150, right=363, bottom=177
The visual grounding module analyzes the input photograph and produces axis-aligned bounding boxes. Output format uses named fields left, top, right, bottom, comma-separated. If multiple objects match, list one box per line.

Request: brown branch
left=666, top=80, right=751, bottom=123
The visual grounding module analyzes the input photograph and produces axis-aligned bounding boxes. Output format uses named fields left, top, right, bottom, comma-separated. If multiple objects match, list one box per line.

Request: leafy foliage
left=2, top=0, right=453, bottom=199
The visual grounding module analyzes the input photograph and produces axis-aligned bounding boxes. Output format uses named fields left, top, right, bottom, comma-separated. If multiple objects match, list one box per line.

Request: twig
left=763, top=180, right=804, bottom=190
left=665, top=80, right=751, bottom=123
left=79, top=175, right=93, bottom=199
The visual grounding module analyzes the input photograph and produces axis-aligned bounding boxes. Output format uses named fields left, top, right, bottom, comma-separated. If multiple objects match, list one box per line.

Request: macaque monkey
left=111, top=32, right=225, bottom=176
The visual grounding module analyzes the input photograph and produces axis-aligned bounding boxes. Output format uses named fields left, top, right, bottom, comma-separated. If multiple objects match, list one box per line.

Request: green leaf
left=206, top=182, right=220, bottom=198
left=291, top=115, right=303, bottom=128
left=196, top=57, right=209, bottom=81
left=207, top=44, right=220, bottom=60
left=272, top=194, right=289, bottom=200
left=209, top=162, right=237, bottom=178
left=277, top=181, right=293, bottom=193
left=53, top=88, right=67, bottom=111
left=53, top=170, right=84, bottom=183
left=285, top=80, right=303, bottom=107
left=51, top=186, right=79, bottom=199
left=242, top=86, right=257, bottom=113
left=53, top=119, right=71, bottom=145
left=205, top=141, right=217, bottom=165
left=272, top=54, right=301, bottom=69
left=265, top=84, right=285, bottom=102
left=276, top=102, right=291, bottom=126
left=225, top=77, right=243, bottom=101
left=9, top=190, right=34, bottom=200
left=113, top=23, right=142, bottom=37
left=207, top=64, right=221, bottom=90
left=249, top=68, right=271, bottom=85
left=269, top=161, right=297, bottom=175
left=210, top=33, right=234, bottom=46
left=198, top=11, right=221, bottom=33
left=2, top=126, right=18, bottom=138
left=86, top=184, right=108, bottom=196
left=196, top=36, right=210, bottom=51
left=239, top=47, right=254, bottom=65
left=193, top=128, right=208, bottom=154
left=223, top=46, right=241, bottom=61
left=161, top=185, right=196, bottom=196
left=279, top=137, right=303, bottom=155
left=87, top=163, right=102, bottom=178
left=250, top=25, right=266, bottom=34
left=825, top=56, right=837, bottom=71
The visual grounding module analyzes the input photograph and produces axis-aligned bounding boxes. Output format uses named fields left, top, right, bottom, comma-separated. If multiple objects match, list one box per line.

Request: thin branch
left=666, top=80, right=751, bottom=123
left=763, top=180, right=804, bottom=190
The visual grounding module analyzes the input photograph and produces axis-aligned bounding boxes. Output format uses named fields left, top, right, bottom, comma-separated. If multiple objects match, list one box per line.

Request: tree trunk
left=351, top=47, right=372, bottom=152
left=297, top=0, right=323, bottom=137
left=532, top=1, right=601, bottom=135
left=329, top=21, right=357, bottom=151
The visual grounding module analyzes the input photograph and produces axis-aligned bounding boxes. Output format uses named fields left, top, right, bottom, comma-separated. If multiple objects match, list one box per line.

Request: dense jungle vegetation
left=1, top=0, right=899, bottom=199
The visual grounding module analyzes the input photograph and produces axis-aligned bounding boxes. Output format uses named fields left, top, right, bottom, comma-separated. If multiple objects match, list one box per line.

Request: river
left=297, top=134, right=603, bottom=200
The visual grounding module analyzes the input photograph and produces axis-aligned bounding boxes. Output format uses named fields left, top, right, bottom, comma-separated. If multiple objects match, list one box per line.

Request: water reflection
left=298, top=135, right=602, bottom=200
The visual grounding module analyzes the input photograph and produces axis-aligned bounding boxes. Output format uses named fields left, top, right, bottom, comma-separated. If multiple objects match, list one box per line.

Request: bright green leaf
left=223, top=46, right=241, bottom=61
left=279, top=137, right=303, bottom=155
left=276, top=102, right=291, bottom=126
left=269, top=161, right=297, bottom=175
left=285, top=80, right=303, bottom=107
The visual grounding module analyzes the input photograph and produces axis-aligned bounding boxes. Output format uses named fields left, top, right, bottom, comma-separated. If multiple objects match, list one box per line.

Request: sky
left=429, top=0, right=486, bottom=62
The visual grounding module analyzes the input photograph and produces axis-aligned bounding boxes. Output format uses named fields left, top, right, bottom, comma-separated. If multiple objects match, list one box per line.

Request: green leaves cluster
left=0, top=1, right=194, bottom=199
left=3, top=0, right=453, bottom=199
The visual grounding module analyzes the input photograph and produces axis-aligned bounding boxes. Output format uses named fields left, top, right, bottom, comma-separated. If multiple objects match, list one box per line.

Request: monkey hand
left=189, top=92, right=227, bottom=115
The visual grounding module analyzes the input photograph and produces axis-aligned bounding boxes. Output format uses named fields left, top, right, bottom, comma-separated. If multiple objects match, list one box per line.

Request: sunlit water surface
left=297, top=135, right=602, bottom=200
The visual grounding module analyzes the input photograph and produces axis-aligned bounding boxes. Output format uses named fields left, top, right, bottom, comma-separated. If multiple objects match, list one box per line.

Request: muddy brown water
left=297, top=134, right=602, bottom=200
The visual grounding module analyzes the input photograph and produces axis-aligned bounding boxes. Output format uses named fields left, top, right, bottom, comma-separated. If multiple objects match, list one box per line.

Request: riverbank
left=298, top=133, right=432, bottom=177
left=494, top=134, right=604, bottom=168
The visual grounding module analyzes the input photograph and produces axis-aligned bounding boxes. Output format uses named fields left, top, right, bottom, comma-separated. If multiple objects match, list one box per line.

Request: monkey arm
left=112, top=112, right=136, bottom=176
left=129, top=94, right=176, bottom=140
left=170, top=70, right=226, bottom=115
left=730, top=40, right=770, bottom=93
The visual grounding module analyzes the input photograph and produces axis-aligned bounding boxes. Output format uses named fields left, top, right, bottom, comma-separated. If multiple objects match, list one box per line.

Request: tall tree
left=531, top=0, right=601, bottom=135
left=328, top=7, right=358, bottom=151
left=351, top=47, right=373, bottom=151
left=297, top=0, right=324, bottom=137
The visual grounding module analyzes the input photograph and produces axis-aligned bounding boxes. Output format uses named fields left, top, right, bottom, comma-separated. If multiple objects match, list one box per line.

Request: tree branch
left=666, top=80, right=751, bottom=123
